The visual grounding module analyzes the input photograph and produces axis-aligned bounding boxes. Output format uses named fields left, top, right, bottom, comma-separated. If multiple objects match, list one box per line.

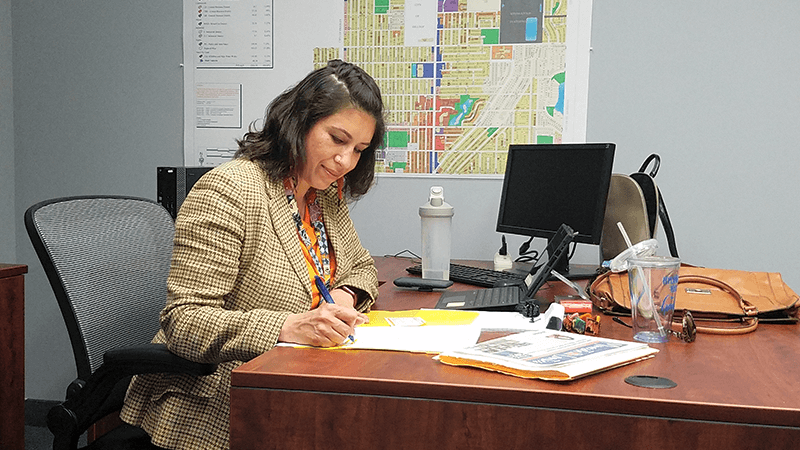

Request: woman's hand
left=279, top=303, right=368, bottom=347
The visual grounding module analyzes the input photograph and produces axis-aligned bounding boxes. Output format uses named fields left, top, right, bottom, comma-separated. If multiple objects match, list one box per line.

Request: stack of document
left=281, top=309, right=558, bottom=354
left=345, top=309, right=565, bottom=353
left=437, top=329, right=658, bottom=381
left=282, top=309, right=657, bottom=381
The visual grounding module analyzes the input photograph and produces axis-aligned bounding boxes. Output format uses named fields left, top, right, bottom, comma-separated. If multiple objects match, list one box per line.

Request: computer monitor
left=496, top=143, right=616, bottom=279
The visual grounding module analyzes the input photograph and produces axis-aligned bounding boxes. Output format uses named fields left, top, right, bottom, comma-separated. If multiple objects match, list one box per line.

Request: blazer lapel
left=264, top=177, right=314, bottom=299
left=319, top=187, right=347, bottom=279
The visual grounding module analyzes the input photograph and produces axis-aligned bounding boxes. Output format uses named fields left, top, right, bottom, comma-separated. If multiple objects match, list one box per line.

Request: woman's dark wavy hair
left=235, top=60, right=385, bottom=199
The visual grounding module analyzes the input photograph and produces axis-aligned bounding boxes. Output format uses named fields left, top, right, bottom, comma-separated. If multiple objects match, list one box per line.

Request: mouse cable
left=386, top=249, right=420, bottom=259
left=515, top=236, right=539, bottom=263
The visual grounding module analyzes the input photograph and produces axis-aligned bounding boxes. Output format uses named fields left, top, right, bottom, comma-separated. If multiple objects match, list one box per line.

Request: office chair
left=25, top=196, right=216, bottom=450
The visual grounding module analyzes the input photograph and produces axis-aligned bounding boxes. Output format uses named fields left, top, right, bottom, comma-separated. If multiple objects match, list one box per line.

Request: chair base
left=83, top=423, right=161, bottom=450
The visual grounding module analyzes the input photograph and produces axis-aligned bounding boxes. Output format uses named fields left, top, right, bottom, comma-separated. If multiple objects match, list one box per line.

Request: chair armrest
left=103, top=343, right=217, bottom=376
left=48, top=343, right=217, bottom=450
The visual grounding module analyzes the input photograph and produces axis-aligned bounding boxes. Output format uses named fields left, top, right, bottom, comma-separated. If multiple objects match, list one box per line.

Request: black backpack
left=601, top=154, right=679, bottom=261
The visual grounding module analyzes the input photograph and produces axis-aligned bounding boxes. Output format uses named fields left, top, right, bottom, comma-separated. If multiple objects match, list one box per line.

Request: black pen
left=314, top=275, right=355, bottom=344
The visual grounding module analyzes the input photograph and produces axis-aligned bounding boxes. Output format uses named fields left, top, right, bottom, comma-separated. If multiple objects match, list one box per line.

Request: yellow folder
left=361, top=309, right=480, bottom=327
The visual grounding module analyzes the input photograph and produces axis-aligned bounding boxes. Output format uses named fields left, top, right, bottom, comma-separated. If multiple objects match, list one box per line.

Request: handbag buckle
left=685, top=288, right=712, bottom=295
left=743, top=304, right=759, bottom=316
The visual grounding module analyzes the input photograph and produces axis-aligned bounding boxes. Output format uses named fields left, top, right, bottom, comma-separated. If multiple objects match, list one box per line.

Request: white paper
left=471, top=310, right=553, bottom=332
left=344, top=325, right=482, bottom=353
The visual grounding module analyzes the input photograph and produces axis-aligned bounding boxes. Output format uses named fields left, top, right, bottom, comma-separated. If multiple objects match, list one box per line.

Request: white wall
left=9, top=0, right=800, bottom=400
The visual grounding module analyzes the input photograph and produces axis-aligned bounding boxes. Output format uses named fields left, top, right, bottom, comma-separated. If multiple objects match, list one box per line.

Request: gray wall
left=4, top=1, right=799, bottom=400
left=1, top=0, right=14, bottom=264
left=11, top=1, right=184, bottom=400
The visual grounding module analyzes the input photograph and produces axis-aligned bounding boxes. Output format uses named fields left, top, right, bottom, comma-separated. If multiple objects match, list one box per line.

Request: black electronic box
left=156, top=166, right=213, bottom=219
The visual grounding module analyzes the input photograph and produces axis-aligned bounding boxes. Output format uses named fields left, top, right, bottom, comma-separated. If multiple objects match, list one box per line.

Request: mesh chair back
left=25, top=196, right=175, bottom=381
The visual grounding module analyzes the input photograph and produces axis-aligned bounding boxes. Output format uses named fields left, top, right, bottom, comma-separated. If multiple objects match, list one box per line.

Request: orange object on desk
left=560, top=299, right=593, bottom=313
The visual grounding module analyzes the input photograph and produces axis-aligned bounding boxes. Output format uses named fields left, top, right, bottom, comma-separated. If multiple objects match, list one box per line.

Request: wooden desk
left=230, top=257, right=800, bottom=449
left=1, top=264, right=27, bottom=450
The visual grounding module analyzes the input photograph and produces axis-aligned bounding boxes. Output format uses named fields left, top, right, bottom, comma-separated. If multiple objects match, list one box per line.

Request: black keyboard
left=472, top=286, right=521, bottom=308
left=405, top=262, right=526, bottom=288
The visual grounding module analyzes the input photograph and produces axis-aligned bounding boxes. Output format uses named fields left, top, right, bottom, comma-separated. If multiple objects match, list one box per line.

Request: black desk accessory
left=393, top=277, right=453, bottom=292
left=625, top=375, right=677, bottom=389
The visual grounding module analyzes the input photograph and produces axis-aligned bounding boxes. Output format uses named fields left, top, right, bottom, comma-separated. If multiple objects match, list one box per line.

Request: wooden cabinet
left=1, top=264, right=27, bottom=450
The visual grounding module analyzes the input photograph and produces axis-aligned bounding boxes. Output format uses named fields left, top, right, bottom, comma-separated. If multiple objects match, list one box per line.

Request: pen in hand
left=314, top=275, right=356, bottom=344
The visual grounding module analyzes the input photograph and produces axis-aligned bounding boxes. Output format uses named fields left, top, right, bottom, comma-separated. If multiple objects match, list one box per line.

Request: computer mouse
left=493, top=279, right=523, bottom=288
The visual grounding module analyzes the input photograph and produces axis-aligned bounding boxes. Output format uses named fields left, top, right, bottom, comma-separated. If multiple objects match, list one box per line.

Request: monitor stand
left=551, top=244, right=599, bottom=280
left=506, top=251, right=599, bottom=281
left=556, top=262, right=600, bottom=280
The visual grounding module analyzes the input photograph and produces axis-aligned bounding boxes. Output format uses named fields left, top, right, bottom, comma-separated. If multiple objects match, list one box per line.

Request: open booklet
left=437, top=329, right=658, bottom=381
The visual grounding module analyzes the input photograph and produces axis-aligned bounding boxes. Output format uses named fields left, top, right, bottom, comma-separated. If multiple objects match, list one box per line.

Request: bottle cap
left=419, top=186, right=454, bottom=218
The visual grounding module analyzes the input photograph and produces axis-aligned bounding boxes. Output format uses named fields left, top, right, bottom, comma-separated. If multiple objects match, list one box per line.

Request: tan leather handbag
left=590, top=266, right=800, bottom=334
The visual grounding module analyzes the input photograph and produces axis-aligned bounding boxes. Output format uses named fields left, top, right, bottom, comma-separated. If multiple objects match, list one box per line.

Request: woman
left=121, top=60, right=385, bottom=449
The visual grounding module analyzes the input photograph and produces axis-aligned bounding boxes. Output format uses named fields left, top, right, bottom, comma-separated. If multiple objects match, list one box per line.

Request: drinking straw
left=616, top=222, right=666, bottom=339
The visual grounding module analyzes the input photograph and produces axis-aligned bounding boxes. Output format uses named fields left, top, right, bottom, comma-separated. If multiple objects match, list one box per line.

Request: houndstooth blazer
left=120, top=158, right=378, bottom=449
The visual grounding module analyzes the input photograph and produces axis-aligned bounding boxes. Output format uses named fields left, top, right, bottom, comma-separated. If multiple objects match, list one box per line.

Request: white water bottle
left=419, top=186, right=454, bottom=280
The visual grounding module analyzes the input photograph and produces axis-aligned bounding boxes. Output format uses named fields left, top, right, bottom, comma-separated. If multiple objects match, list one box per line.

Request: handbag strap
left=637, top=153, right=679, bottom=258
left=677, top=275, right=759, bottom=334
left=657, top=192, right=680, bottom=258
left=638, top=153, right=661, bottom=177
